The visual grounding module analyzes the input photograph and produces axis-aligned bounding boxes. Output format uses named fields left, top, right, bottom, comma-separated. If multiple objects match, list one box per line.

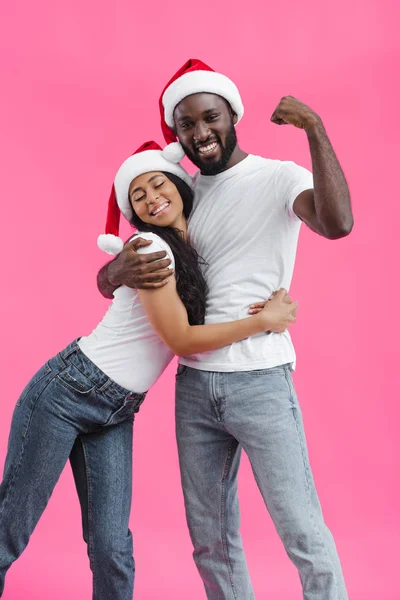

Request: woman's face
left=129, top=171, right=184, bottom=228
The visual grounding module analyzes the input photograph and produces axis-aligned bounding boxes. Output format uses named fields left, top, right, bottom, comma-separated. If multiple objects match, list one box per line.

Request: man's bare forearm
left=307, top=120, right=353, bottom=239
left=271, top=96, right=354, bottom=239
left=97, top=261, right=120, bottom=299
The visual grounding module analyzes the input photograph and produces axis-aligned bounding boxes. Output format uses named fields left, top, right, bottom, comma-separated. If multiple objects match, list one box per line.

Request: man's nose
left=193, top=121, right=210, bottom=142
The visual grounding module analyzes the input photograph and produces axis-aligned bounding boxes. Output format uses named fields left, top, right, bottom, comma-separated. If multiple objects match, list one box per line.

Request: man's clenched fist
left=270, top=96, right=321, bottom=131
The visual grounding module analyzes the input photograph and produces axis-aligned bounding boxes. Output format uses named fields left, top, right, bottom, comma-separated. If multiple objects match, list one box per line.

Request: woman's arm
left=138, top=277, right=297, bottom=356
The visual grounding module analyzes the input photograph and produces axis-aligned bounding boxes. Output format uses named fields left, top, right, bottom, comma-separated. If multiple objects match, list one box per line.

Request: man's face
left=173, top=93, right=238, bottom=175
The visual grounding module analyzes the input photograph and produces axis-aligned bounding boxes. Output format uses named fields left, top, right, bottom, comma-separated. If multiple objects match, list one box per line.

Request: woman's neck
left=172, top=215, right=187, bottom=240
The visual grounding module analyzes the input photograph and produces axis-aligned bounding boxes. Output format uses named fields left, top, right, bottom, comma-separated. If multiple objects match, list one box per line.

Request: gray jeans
left=175, top=363, right=348, bottom=600
left=0, top=340, right=145, bottom=599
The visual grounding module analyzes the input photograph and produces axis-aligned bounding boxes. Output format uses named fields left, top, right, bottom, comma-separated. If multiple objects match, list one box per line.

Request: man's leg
left=69, top=419, right=135, bottom=600
left=225, top=365, right=348, bottom=600
left=175, top=366, right=255, bottom=600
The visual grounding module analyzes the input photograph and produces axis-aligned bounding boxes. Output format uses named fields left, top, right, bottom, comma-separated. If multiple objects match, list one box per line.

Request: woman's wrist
left=253, top=311, right=270, bottom=333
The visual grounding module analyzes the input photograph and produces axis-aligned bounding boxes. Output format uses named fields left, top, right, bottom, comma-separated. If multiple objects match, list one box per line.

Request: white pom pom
left=162, top=142, right=185, bottom=163
left=97, top=234, right=124, bottom=255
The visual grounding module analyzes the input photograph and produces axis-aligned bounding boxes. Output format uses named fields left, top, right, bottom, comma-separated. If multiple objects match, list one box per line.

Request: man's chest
left=188, top=181, right=283, bottom=261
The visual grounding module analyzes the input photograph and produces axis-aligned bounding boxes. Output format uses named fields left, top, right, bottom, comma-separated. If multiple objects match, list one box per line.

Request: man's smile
left=195, top=140, right=220, bottom=159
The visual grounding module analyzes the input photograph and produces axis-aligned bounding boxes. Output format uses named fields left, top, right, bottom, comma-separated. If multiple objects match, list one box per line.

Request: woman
left=0, top=141, right=297, bottom=599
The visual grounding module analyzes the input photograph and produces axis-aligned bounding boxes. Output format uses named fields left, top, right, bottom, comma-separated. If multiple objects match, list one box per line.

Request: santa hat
left=159, top=58, right=244, bottom=160
left=97, top=140, right=192, bottom=255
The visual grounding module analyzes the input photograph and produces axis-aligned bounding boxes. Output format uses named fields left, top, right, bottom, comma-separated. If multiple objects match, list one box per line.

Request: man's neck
left=226, top=146, right=248, bottom=170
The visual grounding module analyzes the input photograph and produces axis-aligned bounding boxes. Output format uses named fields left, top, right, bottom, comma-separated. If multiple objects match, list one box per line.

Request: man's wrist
left=305, top=115, right=324, bottom=139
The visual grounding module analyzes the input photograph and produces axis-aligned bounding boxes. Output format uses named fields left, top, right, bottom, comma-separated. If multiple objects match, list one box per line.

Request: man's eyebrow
left=177, top=108, right=220, bottom=123
left=130, top=175, right=162, bottom=195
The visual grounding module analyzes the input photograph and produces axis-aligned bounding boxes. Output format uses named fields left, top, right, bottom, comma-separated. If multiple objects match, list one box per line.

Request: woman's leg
left=0, top=360, right=80, bottom=595
left=0, top=340, right=144, bottom=597
left=69, top=419, right=135, bottom=600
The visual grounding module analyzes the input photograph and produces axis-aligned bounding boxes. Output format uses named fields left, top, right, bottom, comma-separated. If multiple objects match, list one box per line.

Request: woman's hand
left=250, top=289, right=298, bottom=333
left=248, top=290, right=291, bottom=314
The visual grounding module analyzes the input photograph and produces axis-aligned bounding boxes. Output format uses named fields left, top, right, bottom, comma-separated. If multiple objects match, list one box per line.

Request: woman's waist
left=78, top=336, right=173, bottom=392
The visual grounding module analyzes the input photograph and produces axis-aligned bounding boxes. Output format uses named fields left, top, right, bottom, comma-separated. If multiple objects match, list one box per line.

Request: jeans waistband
left=57, top=340, right=145, bottom=401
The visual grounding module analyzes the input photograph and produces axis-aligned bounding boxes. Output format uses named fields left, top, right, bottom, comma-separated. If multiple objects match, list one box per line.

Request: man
left=98, top=59, right=353, bottom=599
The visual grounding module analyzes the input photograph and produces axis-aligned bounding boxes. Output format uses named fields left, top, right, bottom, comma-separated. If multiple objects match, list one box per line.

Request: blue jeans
left=175, top=364, right=348, bottom=600
left=0, top=340, right=145, bottom=599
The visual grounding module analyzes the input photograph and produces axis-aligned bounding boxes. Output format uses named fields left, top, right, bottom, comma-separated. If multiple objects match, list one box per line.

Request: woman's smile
left=150, top=200, right=171, bottom=217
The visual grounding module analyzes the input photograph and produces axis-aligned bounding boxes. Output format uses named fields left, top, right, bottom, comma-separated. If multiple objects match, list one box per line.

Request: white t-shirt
left=180, top=154, right=313, bottom=372
left=78, top=232, right=175, bottom=393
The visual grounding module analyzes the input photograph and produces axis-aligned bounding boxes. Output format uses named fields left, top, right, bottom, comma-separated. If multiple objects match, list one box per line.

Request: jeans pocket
left=16, top=362, right=52, bottom=408
left=246, top=365, right=288, bottom=377
left=175, top=364, right=189, bottom=380
left=56, top=363, right=96, bottom=396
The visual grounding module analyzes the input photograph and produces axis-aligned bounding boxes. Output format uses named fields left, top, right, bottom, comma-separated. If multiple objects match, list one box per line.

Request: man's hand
left=108, top=237, right=174, bottom=290
left=270, top=96, right=321, bottom=132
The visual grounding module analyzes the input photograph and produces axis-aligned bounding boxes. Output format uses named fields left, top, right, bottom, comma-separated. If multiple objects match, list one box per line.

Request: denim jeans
left=175, top=364, right=348, bottom=600
left=0, top=340, right=145, bottom=599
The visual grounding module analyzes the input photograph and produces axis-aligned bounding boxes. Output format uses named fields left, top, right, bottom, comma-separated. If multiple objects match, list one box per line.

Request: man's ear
left=232, top=112, right=238, bottom=125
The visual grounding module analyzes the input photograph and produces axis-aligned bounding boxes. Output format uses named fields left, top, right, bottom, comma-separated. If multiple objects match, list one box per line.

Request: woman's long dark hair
left=129, top=172, right=207, bottom=326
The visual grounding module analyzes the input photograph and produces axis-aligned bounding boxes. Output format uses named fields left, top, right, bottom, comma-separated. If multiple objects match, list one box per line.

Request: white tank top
left=78, top=232, right=174, bottom=393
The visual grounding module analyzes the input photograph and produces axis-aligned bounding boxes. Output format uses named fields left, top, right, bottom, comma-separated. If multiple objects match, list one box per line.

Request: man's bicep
left=293, top=189, right=324, bottom=235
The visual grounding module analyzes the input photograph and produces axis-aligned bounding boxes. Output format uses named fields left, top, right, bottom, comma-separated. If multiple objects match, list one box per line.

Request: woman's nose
left=146, top=190, right=159, bottom=204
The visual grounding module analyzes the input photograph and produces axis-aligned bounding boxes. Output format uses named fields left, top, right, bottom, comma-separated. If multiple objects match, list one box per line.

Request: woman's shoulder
left=129, top=230, right=168, bottom=248
left=130, top=231, right=175, bottom=263
left=129, top=230, right=161, bottom=243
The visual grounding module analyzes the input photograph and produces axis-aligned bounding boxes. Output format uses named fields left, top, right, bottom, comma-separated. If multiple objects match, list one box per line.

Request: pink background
left=0, top=1, right=399, bottom=598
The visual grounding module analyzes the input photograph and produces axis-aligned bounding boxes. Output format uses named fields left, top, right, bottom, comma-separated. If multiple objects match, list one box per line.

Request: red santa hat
left=97, top=140, right=192, bottom=255
left=159, top=58, right=244, bottom=161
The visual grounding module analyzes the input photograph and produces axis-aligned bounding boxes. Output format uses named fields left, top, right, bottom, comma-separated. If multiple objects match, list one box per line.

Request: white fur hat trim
left=114, top=149, right=192, bottom=220
left=162, top=70, right=244, bottom=128
left=97, top=234, right=124, bottom=255
left=161, top=142, right=185, bottom=163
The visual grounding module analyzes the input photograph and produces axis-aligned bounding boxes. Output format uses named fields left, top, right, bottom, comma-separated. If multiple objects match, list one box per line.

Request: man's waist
left=179, top=332, right=296, bottom=372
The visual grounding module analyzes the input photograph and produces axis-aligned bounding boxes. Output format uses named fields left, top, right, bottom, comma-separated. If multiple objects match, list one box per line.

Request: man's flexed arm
left=97, top=237, right=174, bottom=299
left=271, top=96, right=353, bottom=239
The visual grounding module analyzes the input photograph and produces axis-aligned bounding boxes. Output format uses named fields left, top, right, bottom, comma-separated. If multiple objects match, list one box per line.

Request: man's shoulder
left=248, top=154, right=297, bottom=170
left=242, top=154, right=286, bottom=181
left=249, top=155, right=312, bottom=182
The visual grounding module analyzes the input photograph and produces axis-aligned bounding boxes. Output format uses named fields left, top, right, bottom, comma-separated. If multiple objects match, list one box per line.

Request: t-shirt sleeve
left=275, top=161, right=314, bottom=220
left=130, top=232, right=175, bottom=269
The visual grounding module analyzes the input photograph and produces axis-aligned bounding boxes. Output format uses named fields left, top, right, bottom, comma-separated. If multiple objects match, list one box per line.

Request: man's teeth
left=152, top=202, right=169, bottom=216
left=198, top=142, right=218, bottom=154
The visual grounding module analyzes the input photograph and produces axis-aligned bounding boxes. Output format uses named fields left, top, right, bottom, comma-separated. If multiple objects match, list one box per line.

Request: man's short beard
left=180, top=119, right=237, bottom=176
